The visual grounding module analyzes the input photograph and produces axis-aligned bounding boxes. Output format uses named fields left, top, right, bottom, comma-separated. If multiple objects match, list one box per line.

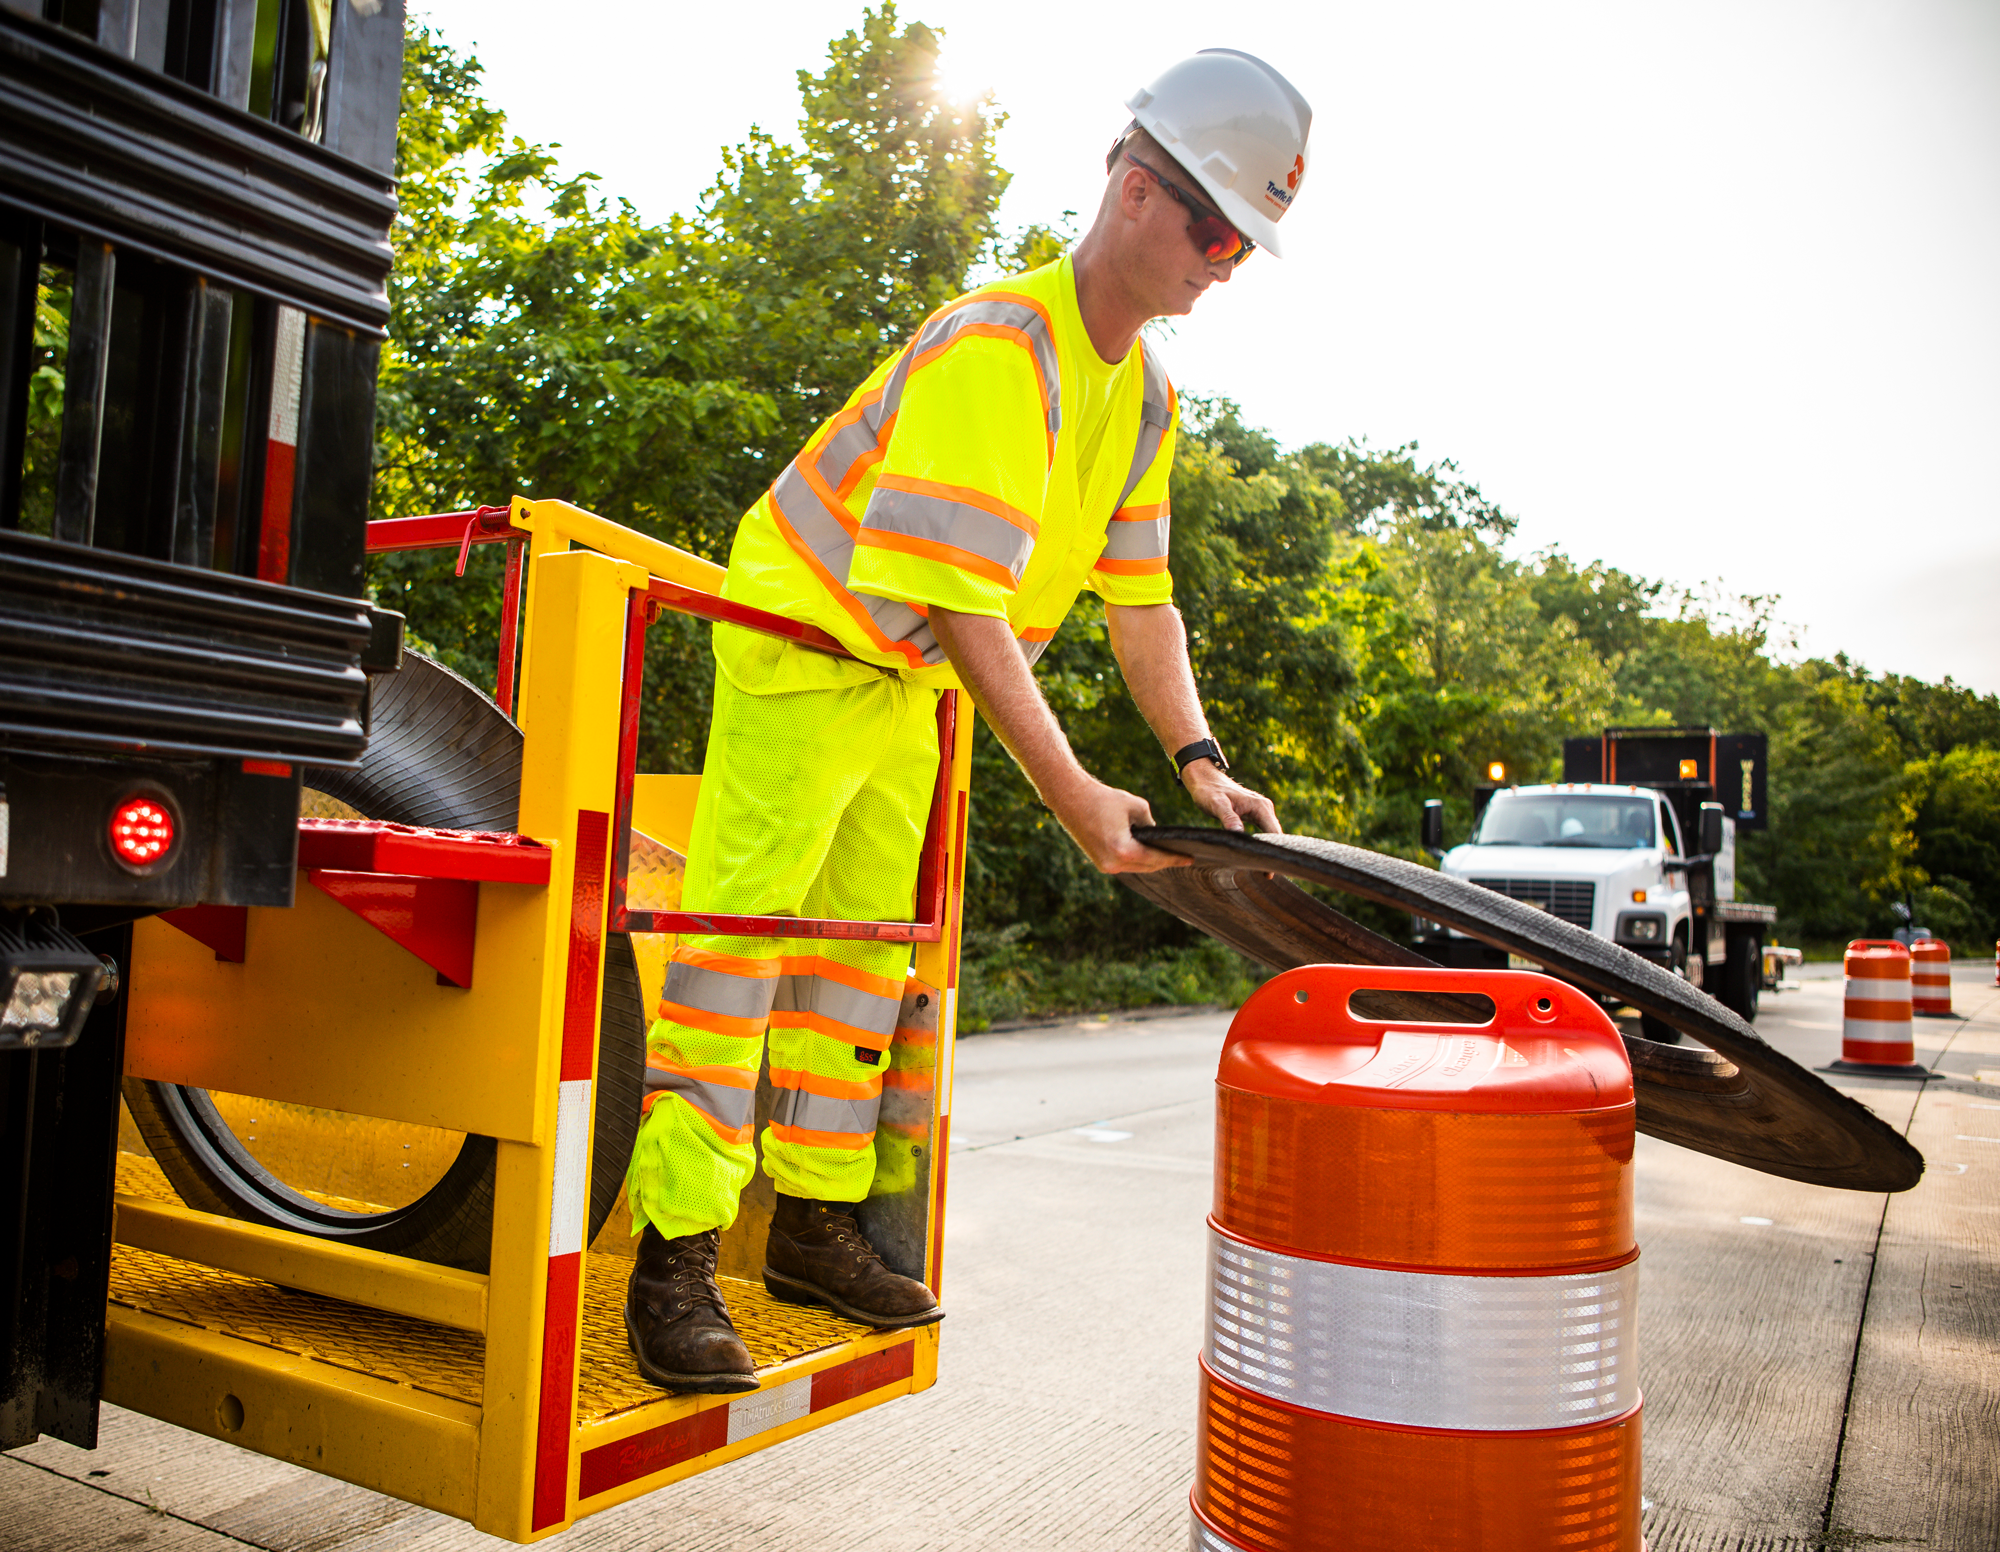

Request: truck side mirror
left=1699, top=802, right=1724, bottom=857
left=1421, top=799, right=1444, bottom=858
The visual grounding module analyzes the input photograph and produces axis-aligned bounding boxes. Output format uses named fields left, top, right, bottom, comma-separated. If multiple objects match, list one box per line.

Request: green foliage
left=956, top=925, right=1263, bottom=1031
left=371, top=8, right=1006, bottom=775
left=378, top=9, right=1999, bottom=1008
left=14, top=271, right=70, bottom=538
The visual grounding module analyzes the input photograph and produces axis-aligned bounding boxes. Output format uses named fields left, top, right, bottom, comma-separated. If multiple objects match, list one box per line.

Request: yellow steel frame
left=111, top=499, right=975, bottom=1541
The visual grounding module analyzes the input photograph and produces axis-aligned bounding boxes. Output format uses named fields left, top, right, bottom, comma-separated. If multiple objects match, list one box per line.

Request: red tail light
left=109, top=796, right=175, bottom=868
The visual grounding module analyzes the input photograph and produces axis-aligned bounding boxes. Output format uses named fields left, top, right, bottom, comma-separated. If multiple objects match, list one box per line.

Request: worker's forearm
left=1106, top=602, right=1209, bottom=755
left=928, top=608, right=1091, bottom=806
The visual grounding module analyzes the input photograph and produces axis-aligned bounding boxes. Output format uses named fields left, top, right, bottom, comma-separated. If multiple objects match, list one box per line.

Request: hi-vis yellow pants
left=623, top=665, right=941, bottom=1240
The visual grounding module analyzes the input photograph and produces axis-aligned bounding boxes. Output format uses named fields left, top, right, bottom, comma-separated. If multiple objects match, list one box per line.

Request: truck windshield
left=1473, top=794, right=1657, bottom=848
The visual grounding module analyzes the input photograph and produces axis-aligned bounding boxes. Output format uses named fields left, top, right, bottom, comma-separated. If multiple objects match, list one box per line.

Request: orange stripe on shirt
left=1111, top=502, right=1167, bottom=523
left=1093, top=555, right=1170, bottom=576
left=834, top=413, right=895, bottom=502
left=872, top=472, right=1040, bottom=538
left=854, top=527, right=1019, bottom=592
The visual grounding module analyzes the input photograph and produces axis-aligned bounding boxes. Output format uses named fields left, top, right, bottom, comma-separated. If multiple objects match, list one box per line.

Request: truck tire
left=1638, top=930, right=1689, bottom=1044
left=1716, top=938, right=1761, bottom=1022
left=124, top=651, right=645, bottom=1273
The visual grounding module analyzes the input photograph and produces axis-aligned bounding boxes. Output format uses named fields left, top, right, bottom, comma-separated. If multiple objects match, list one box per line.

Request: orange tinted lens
left=1191, top=215, right=1247, bottom=264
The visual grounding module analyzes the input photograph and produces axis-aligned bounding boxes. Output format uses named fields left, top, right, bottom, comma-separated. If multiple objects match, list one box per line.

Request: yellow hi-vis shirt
left=715, top=254, right=1177, bottom=694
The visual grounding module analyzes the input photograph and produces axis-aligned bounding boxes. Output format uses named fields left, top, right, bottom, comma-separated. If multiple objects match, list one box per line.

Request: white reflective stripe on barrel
left=1205, top=1227, right=1639, bottom=1431
left=1190, top=1514, right=1249, bottom=1552
left=1844, top=979, right=1912, bottom=1004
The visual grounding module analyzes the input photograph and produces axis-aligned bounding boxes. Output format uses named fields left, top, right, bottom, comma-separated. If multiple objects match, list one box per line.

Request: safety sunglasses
left=1122, top=150, right=1255, bottom=267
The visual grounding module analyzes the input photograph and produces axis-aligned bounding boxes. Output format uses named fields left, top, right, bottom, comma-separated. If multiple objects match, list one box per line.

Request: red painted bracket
left=298, top=819, right=551, bottom=884
left=309, top=871, right=480, bottom=988
left=160, top=903, right=247, bottom=963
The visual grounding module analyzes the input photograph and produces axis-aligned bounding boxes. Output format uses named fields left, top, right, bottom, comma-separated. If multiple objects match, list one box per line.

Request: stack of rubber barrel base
left=1192, top=965, right=1642, bottom=1552
left=1825, top=940, right=1931, bottom=1079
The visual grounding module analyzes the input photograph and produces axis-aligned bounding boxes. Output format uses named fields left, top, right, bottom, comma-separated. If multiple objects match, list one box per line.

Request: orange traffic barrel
left=1192, top=966, right=1641, bottom=1552
left=1911, top=939, right=1952, bottom=1017
left=1827, top=940, right=1927, bottom=1078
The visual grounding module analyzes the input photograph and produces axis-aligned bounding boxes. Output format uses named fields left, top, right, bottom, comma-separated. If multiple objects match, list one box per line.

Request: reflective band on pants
left=770, top=1083, right=881, bottom=1139
left=642, top=1066, right=757, bottom=1135
left=1204, top=1226, right=1639, bottom=1431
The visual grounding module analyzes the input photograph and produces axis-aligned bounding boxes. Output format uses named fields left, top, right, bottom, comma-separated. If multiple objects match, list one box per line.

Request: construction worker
left=624, top=49, right=1312, bottom=1392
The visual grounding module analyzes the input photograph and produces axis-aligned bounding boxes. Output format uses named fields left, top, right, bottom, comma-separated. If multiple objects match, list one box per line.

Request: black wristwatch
left=1173, top=737, right=1229, bottom=780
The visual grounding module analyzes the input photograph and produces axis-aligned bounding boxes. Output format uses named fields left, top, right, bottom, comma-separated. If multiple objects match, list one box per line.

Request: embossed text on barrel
left=1192, top=964, right=1642, bottom=1552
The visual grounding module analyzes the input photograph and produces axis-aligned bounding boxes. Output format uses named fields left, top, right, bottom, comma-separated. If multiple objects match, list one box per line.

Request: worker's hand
left=1049, top=778, right=1189, bottom=874
left=1182, top=761, right=1282, bottom=835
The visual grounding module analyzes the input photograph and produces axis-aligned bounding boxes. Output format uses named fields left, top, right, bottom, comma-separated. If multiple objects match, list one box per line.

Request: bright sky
left=413, top=0, right=2000, bottom=695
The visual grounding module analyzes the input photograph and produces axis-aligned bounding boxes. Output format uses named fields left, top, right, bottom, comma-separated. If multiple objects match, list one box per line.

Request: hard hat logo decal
left=1287, top=154, right=1304, bottom=191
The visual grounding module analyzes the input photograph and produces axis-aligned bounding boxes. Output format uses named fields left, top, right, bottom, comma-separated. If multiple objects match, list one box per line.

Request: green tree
left=961, top=399, right=1365, bottom=950
left=370, top=9, right=1009, bottom=774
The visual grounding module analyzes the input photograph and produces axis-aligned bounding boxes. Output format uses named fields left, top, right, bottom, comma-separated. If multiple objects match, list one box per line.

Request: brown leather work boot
left=762, top=1194, right=944, bottom=1328
left=624, top=1226, right=759, bottom=1393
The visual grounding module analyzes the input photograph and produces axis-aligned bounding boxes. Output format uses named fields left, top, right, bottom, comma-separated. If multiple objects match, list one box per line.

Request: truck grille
left=1469, top=878, right=1597, bottom=931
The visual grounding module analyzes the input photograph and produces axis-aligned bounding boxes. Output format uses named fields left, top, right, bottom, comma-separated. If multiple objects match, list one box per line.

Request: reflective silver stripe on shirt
left=909, top=296, right=1062, bottom=443
left=1101, top=507, right=1170, bottom=563
left=661, top=959, right=780, bottom=1023
left=863, top=485, right=1035, bottom=583
left=1112, top=347, right=1174, bottom=514
left=1189, top=1515, right=1250, bottom=1552
left=1018, top=636, right=1051, bottom=667
left=787, top=976, right=904, bottom=1042
left=770, top=461, right=946, bottom=665
left=1205, top=1227, right=1639, bottom=1431
left=769, top=1082, right=882, bottom=1140
left=642, top=1068, right=757, bottom=1132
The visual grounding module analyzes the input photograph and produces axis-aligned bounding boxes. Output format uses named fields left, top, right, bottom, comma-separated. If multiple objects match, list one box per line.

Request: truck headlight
left=1616, top=912, right=1666, bottom=945
left=0, top=916, right=106, bottom=1050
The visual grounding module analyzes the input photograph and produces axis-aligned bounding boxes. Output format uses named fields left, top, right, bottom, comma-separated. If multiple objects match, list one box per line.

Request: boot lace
left=658, top=1232, right=729, bottom=1319
left=816, top=1209, right=886, bottom=1270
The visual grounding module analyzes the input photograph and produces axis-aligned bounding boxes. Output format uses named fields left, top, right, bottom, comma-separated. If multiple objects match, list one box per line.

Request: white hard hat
left=1124, top=49, right=1312, bottom=258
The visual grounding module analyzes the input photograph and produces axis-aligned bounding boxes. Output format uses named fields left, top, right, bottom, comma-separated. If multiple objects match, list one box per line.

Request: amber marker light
left=1632, top=889, right=1648, bottom=903
left=1679, top=758, right=1699, bottom=779
left=1486, top=761, right=1507, bottom=783
left=109, top=796, right=174, bottom=868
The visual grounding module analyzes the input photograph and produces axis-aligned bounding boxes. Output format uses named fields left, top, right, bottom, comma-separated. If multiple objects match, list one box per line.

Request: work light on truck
left=0, top=914, right=106, bottom=1050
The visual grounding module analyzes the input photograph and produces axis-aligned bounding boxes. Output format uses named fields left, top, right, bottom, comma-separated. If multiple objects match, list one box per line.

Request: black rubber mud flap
left=1122, top=827, right=1922, bottom=1194
left=125, top=651, right=646, bottom=1271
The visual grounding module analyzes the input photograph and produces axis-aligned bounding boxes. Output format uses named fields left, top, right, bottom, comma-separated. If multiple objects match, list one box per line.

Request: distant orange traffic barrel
left=1911, top=939, right=1952, bottom=1018
left=1191, top=966, right=1641, bottom=1552
left=1827, top=940, right=1928, bottom=1078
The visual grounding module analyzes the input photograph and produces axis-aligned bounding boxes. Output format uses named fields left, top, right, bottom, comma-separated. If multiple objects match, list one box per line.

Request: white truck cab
left=1416, top=727, right=1776, bottom=1029
left=1435, top=783, right=1707, bottom=976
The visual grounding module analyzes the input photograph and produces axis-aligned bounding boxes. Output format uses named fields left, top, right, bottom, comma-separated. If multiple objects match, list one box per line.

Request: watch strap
left=1173, top=737, right=1228, bottom=778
